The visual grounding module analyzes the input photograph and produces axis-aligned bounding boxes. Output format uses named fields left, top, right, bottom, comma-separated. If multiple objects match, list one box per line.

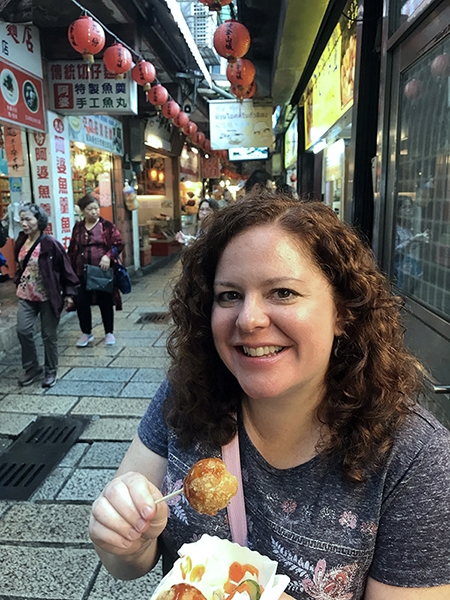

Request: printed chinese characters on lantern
left=173, top=111, right=190, bottom=128
left=147, top=84, right=169, bottom=107
left=231, top=81, right=256, bottom=100
left=68, top=15, right=105, bottom=65
left=183, top=122, right=198, bottom=137
left=214, top=20, right=251, bottom=62
left=162, top=99, right=181, bottom=120
left=226, top=58, right=256, bottom=87
left=103, top=42, right=133, bottom=77
left=131, top=60, right=156, bottom=91
left=199, top=0, right=232, bottom=11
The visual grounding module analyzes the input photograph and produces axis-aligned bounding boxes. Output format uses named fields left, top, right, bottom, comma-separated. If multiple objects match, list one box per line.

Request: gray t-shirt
left=138, top=379, right=450, bottom=599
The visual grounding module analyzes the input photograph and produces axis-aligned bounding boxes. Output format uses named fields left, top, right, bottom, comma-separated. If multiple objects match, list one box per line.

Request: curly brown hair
left=166, top=192, right=423, bottom=482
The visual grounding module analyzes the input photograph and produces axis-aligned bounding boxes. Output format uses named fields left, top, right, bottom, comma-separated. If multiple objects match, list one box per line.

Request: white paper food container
left=150, top=535, right=290, bottom=600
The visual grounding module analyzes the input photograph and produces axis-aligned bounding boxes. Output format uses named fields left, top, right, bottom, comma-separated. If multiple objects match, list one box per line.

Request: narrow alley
left=0, top=261, right=181, bottom=599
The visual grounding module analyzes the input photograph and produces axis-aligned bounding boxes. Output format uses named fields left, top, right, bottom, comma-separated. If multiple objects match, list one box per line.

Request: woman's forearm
left=93, top=537, right=160, bottom=580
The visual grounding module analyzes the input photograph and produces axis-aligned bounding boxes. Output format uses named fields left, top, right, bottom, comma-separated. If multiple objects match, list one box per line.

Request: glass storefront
left=393, top=34, right=450, bottom=318
left=71, top=142, right=114, bottom=222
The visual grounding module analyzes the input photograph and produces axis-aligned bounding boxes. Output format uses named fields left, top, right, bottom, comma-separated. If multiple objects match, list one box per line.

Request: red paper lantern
left=161, top=100, right=181, bottom=119
left=147, top=84, right=169, bottom=107
left=193, top=131, right=206, bottom=147
left=213, top=20, right=251, bottom=62
left=231, top=81, right=257, bottom=100
left=131, top=60, right=156, bottom=91
left=404, top=79, right=423, bottom=100
left=103, top=42, right=132, bottom=76
left=226, top=58, right=256, bottom=87
left=431, top=54, right=450, bottom=77
left=68, top=15, right=105, bottom=64
left=173, top=111, right=190, bottom=128
left=199, top=0, right=232, bottom=11
left=183, top=122, right=198, bottom=136
left=204, top=139, right=212, bottom=153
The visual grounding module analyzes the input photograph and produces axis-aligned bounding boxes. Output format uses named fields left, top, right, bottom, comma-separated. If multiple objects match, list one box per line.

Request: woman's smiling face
left=211, top=224, right=341, bottom=404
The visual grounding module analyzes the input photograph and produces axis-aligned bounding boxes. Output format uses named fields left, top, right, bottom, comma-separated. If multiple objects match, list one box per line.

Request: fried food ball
left=184, top=458, right=238, bottom=516
left=157, top=583, right=208, bottom=600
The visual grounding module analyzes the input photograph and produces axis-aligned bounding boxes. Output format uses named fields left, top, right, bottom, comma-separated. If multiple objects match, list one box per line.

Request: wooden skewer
left=154, top=487, right=184, bottom=505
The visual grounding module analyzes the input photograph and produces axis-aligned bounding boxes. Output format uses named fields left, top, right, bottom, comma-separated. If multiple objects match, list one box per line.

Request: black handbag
left=84, top=264, right=114, bottom=293
left=112, top=246, right=131, bottom=294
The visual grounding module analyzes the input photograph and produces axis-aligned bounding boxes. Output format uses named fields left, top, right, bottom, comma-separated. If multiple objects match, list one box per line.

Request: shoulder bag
left=14, top=233, right=45, bottom=284
left=112, top=246, right=132, bottom=294
left=79, top=223, right=114, bottom=293
left=84, top=264, right=114, bottom=293
left=222, top=430, right=248, bottom=547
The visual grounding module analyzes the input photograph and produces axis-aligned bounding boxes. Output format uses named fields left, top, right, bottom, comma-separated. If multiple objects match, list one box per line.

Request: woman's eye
left=274, top=288, right=298, bottom=300
left=216, top=291, right=240, bottom=303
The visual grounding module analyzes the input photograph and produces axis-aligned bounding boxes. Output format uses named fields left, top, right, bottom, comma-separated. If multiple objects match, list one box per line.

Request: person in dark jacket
left=14, top=204, right=79, bottom=388
left=68, top=193, right=123, bottom=347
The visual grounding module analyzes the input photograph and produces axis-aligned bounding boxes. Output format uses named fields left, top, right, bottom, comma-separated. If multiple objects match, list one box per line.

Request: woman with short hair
left=68, top=193, right=123, bottom=347
left=14, top=203, right=79, bottom=387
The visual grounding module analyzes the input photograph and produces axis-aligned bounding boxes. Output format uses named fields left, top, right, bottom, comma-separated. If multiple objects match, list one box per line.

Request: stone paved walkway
left=0, top=260, right=182, bottom=599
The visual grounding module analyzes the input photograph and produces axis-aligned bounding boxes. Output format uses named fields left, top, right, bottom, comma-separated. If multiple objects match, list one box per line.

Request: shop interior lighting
left=74, top=153, right=87, bottom=170
left=191, top=147, right=198, bottom=154
left=158, top=172, right=165, bottom=182
left=150, top=168, right=158, bottom=180
left=74, top=142, right=86, bottom=150
left=145, top=134, right=164, bottom=149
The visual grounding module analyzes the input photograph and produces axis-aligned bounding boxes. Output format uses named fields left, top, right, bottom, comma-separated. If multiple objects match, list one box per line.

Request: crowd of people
left=6, top=174, right=450, bottom=599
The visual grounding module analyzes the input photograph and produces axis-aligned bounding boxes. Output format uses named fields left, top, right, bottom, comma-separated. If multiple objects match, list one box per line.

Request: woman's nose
left=236, top=297, right=270, bottom=332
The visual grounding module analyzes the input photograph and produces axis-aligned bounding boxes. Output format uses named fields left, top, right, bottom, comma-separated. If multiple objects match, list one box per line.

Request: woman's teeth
left=242, top=345, right=283, bottom=357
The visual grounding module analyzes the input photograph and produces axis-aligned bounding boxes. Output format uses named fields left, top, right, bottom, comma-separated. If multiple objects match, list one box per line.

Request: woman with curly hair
left=89, top=193, right=450, bottom=600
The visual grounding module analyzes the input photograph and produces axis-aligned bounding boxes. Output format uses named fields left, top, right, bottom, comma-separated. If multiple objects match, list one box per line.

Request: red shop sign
left=0, top=59, right=45, bottom=132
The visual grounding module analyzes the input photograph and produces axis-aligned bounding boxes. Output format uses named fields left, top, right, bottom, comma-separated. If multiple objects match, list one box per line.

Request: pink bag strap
left=222, top=430, right=248, bottom=547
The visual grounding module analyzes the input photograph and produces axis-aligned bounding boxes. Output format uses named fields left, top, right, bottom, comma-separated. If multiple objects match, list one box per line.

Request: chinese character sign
left=29, top=111, right=76, bottom=248
left=68, top=114, right=124, bottom=156
left=209, top=100, right=273, bottom=150
left=0, top=22, right=42, bottom=77
left=48, top=61, right=137, bottom=115
left=0, top=59, right=45, bottom=131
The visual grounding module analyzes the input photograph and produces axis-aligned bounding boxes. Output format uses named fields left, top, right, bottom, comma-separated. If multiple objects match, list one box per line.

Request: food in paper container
left=150, top=535, right=290, bottom=600
left=184, top=458, right=238, bottom=516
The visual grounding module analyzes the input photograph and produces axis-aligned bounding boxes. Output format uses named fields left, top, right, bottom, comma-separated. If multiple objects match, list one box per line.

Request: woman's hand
left=99, top=255, right=111, bottom=271
left=89, top=471, right=168, bottom=559
left=175, top=231, right=186, bottom=244
left=64, top=297, right=75, bottom=312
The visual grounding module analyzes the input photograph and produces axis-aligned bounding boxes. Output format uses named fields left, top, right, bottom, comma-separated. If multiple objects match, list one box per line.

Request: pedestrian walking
left=14, top=203, right=79, bottom=388
left=68, top=193, right=123, bottom=347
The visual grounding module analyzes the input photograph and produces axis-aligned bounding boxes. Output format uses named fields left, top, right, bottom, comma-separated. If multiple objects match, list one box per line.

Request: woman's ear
left=334, top=312, right=345, bottom=337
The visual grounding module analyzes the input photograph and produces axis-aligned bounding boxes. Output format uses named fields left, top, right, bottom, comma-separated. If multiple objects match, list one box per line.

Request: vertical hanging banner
left=29, top=111, right=76, bottom=248
left=202, top=155, right=220, bottom=179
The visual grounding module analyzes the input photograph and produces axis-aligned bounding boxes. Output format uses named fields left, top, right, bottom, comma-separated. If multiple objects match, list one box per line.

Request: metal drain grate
left=136, top=311, right=171, bottom=324
left=0, top=416, right=89, bottom=500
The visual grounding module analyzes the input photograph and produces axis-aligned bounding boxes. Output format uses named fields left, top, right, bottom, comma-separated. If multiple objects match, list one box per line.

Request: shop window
left=71, top=142, right=113, bottom=212
left=138, top=156, right=166, bottom=196
left=390, top=0, right=430, bottom=36
left=393, top=36, right=450, bottom=318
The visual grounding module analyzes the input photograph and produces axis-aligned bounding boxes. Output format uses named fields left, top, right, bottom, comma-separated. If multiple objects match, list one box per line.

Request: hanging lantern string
left=68, top=0, right=141, bottom=61
left=67, top=0, right=218, bottom=148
